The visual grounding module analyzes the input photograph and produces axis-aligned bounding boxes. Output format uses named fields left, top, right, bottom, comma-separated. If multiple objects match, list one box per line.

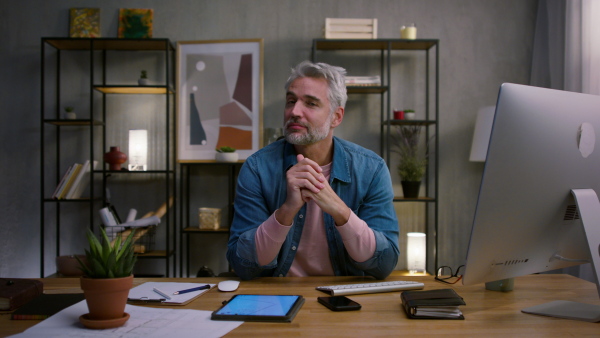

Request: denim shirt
left=226, top=137, right=399, bottom=280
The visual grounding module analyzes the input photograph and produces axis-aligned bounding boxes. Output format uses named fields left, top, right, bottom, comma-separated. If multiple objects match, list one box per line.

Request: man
left=227, top=60, right=399, bottom=280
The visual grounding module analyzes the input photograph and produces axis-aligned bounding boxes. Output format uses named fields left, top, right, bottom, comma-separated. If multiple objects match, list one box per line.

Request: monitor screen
left=462, top=83, right=600, bottom=322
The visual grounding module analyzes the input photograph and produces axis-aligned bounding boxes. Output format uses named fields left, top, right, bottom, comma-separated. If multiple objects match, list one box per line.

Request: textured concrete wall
left=0, top=0, right=538, bottom=277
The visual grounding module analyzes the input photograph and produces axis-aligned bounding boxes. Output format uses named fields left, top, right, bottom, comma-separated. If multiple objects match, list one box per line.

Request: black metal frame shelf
left=312, top=38, right=439, bottom=273
left=178, top=162, right=241, bottom=277
left=40, top=37, right=176, bottom=277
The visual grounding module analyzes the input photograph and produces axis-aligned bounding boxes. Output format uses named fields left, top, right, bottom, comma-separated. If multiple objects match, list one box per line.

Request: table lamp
left=128, top=129, right=148, bottom=171
left=407, top=232, right=426, bottom=274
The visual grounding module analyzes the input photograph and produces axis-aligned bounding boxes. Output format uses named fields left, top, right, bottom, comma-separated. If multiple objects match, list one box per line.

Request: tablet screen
left=214, top=294, right=301, bottom=317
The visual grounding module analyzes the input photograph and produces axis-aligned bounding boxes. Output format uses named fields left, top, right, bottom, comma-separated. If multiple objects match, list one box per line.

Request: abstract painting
left=69, top=8, right=100, bottom=38
left=118, top=8, right=153, bottom=38
left=176, top=39, right=263, bottom=162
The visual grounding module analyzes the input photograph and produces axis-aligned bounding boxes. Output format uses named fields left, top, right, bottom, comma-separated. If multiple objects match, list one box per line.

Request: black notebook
left=11, top=293, right=85, bottom=320
left=400, top=289, right=466, bottom=320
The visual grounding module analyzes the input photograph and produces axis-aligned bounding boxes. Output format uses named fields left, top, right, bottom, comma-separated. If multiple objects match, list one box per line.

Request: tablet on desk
left=211, top=294, right=305, bottom=323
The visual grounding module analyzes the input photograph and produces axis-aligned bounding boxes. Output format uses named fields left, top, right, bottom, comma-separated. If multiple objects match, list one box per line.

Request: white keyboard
left=316, top=280, right=425, bottom=296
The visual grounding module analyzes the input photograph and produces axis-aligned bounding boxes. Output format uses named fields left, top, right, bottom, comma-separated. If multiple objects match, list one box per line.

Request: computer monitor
left=462, top=83, right=600, bottom=322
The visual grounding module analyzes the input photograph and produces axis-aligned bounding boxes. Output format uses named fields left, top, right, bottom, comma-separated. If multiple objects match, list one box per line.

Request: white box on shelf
left=324, top=18, right=378, bottom=39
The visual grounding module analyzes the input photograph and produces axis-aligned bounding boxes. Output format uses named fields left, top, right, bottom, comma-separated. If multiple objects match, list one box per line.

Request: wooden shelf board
left=347, top=86, right=388, bottom=94
left=314, top=38, right=438, bottom=51
left=44, top=119, right=103, bottom=126
left=183, top=227, right=230, bottom=233
left=43, top=38, right=173, bottom=51
left=384, top=119, right=436, bottom=126
left=135, top=250, right=173, bottom=258
left=94, top=86, right=172, bottom=94
left=393, top=197, right=436, bottom=202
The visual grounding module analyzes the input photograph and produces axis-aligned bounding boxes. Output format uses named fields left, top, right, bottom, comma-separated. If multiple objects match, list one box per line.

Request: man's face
left=284, top=77, right=334, bottom=145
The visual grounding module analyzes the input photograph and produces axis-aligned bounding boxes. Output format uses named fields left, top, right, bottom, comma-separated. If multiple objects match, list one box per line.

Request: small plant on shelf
left=216, top=146, right=236, bottom=153
left=64, top=106, right=76, bottom=119
left=138, top=70, right=149, bottom=85
left=215, top=146, right=239, bottom=162
left=391, top=125, right=427, bottom=198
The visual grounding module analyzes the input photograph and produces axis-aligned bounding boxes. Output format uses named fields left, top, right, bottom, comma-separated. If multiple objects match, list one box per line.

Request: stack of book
left=345, top=76, right=381, bottom=87
left=51, top=160, right=98, bottom=199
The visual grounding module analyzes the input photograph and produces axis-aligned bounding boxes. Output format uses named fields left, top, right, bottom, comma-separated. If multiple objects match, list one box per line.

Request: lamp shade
left=128, top=129, right=147, bottom=171
left=469, top=106, right=496, bottom=162
left=406, top=232, right=426, bottom=274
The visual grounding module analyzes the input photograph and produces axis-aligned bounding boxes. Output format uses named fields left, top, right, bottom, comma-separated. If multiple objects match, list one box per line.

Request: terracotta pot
left=80, top=275, right=133, bottom=322
left=104, top=146, right=127, bottom=171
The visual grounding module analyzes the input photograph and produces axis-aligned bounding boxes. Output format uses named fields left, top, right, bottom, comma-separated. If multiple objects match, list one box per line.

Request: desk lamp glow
left=128, top=129, right=147, bottom=171
left=407, top=232, right=426, bottom=274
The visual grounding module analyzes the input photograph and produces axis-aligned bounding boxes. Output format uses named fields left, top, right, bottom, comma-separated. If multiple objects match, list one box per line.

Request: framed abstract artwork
left=176, top=39, right=263, bottom=162
left=118, top=8, right=153, bottom=38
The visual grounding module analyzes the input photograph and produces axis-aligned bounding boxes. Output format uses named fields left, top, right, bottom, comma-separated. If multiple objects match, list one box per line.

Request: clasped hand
left=277, top=154, right=349, bottom=226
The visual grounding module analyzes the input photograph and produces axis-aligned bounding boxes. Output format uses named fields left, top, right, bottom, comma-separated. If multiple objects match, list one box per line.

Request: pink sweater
left=255, top=163, right=376, bottom=276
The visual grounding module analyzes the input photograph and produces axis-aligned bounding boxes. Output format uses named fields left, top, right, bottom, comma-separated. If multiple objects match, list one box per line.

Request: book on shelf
left=51, top=164, right=75, bottom=199
left=0, top=278, right=43, bottom=311
left=58, top=163, right=82, bottom=199
left=400, top=288, right=466, bottom=320
left=65, top=160, right=98, bottom=199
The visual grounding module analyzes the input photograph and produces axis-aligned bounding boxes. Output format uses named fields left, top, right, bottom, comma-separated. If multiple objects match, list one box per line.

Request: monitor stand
left=521, top=189, right=600, bottom=322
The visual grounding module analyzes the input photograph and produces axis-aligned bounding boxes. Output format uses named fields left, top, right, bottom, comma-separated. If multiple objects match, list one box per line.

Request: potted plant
left=138, top=70, right=149, bottom=85
left=403, top=109, right=416, bottom=120
left=215, top=146, right=238, bottom=162
left=64, top=106, right=76, bottom=120
left=75, top=227, right=136, bottom=329
left=391, top=125, right=427, bottom=198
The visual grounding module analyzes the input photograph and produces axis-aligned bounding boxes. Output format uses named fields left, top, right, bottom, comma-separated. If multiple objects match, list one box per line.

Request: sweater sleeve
left=335, top=210, right=376, bottom=263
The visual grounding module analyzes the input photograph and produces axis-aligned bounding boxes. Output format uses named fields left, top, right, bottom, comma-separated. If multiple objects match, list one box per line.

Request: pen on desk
left=153, top=287, right=171, bottom=300
left=173, top=284, right=211, bottom=295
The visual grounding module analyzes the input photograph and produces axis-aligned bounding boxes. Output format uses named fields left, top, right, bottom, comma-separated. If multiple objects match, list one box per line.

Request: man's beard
left=284, top=116, right=332, bottom=145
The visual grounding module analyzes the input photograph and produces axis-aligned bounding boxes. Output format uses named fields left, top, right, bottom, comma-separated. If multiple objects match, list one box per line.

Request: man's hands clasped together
left=275, top=154, right=350, bottom=227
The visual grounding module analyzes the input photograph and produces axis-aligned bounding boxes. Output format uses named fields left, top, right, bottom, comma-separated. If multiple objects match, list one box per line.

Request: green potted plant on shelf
left=403, top=109, right=416, bottom=120
left=75, top=227, right=137, bottom=329
left=138, top=70, right=149, bottom=85
left=64, top=106, right=76, bottom=120
left=391, top=125, right=427, bottom=198
left=215, top=146, right=238, bottom=162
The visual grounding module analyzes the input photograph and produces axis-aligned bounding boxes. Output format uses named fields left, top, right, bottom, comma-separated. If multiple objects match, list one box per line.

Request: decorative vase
left=79, top=275, right=133, bottom=329
left=215, top=152, right=239, bottom=162
left=104, top=146, right=127, bottom=171
left=401, top=181, right=421, bottom=198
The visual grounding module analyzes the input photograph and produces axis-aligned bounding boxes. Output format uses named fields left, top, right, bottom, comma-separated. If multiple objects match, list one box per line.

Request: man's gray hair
left=284, top=61, right=347, bottom=113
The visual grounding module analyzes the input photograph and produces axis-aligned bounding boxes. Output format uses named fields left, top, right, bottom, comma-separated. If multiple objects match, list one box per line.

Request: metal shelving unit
left=312, top=38, right=439, bottom=273
left=40, top=38, right=176, bottom=277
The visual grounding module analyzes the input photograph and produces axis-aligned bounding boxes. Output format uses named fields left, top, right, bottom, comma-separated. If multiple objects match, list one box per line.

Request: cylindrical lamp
left=407, top=232, right=426, bottom=274
left=128, top=129, right=148, bottom=171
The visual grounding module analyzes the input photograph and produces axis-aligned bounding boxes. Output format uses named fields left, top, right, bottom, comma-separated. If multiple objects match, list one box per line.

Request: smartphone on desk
left=318, top=296, right=361, bottom=311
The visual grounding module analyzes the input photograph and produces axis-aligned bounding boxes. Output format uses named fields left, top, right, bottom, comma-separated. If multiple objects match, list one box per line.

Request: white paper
left=128, top=282, right=216, bottom=304
left=9, top=300, right=242, bottom=338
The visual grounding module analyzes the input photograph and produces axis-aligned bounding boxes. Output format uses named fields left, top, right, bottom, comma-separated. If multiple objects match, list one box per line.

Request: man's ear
left=331, top=107, right=344, bottom=128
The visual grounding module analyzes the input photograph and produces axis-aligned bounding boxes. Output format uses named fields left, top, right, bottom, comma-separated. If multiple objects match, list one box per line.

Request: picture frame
left=176, top=39, right=263, bottom=162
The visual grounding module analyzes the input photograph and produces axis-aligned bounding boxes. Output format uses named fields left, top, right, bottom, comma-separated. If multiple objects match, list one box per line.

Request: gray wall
left=0, top=0, right=538, bottom=277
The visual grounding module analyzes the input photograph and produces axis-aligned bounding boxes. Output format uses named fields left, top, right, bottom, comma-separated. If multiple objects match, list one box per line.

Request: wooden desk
left=1, top=274, right=598, bottom=337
